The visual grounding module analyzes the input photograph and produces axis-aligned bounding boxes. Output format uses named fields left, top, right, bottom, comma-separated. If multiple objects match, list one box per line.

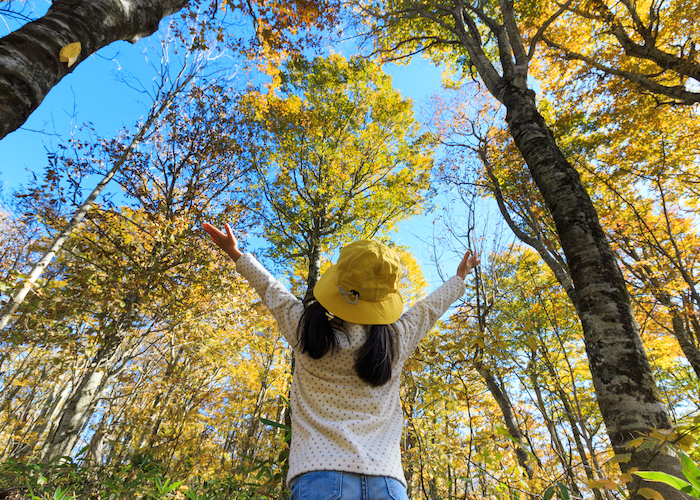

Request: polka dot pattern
left=236, top=253, right=466, bottom=488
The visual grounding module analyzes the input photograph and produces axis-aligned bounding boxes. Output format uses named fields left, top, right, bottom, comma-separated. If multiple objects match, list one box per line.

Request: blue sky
left=0, top=53, right=445, bottom=188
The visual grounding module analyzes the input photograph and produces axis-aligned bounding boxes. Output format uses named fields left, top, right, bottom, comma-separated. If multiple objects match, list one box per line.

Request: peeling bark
left=0, top=0, right=188, bottom=139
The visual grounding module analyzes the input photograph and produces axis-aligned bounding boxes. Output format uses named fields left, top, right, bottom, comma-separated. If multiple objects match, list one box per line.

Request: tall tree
left=246, top=54, right=435, bottom=298
left=0, top=0, right=339, bottom=140
left=12, top=76, right=256, bottom=461
left=0, top=39, right=208, bottom=330
left=355, top=2, right=687, bottom=498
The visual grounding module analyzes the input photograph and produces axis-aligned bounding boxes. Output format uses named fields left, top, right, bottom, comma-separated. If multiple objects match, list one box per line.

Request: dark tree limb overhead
left=0, top=0, right=188, bottom=139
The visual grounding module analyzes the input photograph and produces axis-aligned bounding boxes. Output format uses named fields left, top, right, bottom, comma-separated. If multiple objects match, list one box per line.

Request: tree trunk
left=669, top=311, right=700, bottom=380
left=85, top=411, right=109, bottom=465
left=619, top=242, right=700, bottom=380
left=0, top=68, right=193, bottom=330
left=502, top=84, right=684, bottom=497
left=238, top=351, right=275, bottom=462
left=541, top=353, right=603, bottom=500
left=529, top=362, right=583, bottom=499
left=0, top=0, right=188, bottom=139
left=473, top=361, right=534, bottom=479
left=15, top=372, right=72, bottom=458
left=303, top=235, right=323, bottom=303
left=43, top=296, right=137, bottom=461
left=43, top=351, right=112, bottom=461
left=132, top=347, right=184, bottom=451
left=403, top=430, right=416, bottom=499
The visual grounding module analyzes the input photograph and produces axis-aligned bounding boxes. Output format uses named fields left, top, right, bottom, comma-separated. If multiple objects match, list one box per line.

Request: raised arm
left=203, top=223, right=243, bottom=262
left=395, top=249, right=480, bottom=361
left=203, top=222, right=303, bottom=344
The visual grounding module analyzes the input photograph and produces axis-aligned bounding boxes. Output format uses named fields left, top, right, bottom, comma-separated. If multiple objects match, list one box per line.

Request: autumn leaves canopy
left=0, top=0, right=699, bottom=499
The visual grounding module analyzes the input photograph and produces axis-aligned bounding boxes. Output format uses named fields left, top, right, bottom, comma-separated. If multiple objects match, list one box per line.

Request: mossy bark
left=501, top=83, right=689, bottom=500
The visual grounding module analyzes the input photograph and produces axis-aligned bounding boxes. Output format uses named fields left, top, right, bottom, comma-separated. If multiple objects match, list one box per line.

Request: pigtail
left=297, top=301, right=338, bottom=359
left=355, top=325, right=395, bottom=387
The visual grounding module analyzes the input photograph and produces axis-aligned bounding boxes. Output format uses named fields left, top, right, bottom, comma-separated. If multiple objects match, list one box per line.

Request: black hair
left=296, top=301, right=396, bottom=387
left=354, top=324, right=394, bottom=387
left=296, top=301, right=338, bottom=359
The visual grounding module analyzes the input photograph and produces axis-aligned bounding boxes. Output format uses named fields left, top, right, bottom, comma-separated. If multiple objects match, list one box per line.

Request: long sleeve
left=235, top=252, right=304, bottom=345
left=394, top=275, right=466, bottom=363
left=233, top=252, right=467, bottom=488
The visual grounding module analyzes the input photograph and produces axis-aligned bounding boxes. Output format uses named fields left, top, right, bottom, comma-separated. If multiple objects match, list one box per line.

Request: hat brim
left=313, top=264, right=403, bottom=325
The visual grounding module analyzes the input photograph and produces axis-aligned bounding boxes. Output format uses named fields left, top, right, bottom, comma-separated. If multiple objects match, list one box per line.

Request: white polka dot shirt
left=235, top=253, right=466, bottom=487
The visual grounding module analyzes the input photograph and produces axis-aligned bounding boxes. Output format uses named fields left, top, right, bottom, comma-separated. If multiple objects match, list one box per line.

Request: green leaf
left=633, top=470, right=700, bottom=498
left=158, top=478, right=183, bottom=495
left=53, top=487, right=71, bottom=500
left=259, top=417, right=291, bottom=431
left=557, top=482, right=570, bottom=500
left=679, top=450, right=700, bottom=490
left=543, top=486, right=555, bottom=500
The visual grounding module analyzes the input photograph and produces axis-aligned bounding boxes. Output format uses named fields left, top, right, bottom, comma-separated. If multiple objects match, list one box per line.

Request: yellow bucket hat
left=313, top=240, right=404, bottom=325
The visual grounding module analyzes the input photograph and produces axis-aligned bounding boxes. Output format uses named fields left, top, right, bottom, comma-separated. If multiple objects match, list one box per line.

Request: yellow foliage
left=637, top=487, right=666, bottom=500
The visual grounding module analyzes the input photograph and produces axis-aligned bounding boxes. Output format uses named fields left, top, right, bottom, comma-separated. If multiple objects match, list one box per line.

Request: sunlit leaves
left=245, top=54, right=435, bottom=285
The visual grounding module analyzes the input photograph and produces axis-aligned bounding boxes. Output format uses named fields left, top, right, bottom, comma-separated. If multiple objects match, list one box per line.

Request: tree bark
left=13, top=372, right=71, bottom=458
left=473, top=361, right=534, bottom=479
left=369, top=5, right=682, bottom=491
left=367, top=0, right=689, bottom=490
left=43, top=355, right=110, bottom=461
left=0, top=0, right=188, bottom=139
left=43, top=295, right=138, bottom=461
left=501, top=84, right=684, bottom=498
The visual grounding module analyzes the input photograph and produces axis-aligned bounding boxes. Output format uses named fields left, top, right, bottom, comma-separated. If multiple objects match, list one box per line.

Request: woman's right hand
left=203, top=223, right=243, bottom=262
left=456, top=250, right=479, bottom=280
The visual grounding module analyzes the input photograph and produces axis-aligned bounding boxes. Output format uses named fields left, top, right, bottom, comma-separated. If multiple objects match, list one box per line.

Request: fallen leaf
left=59, top=42, right=81, bottom=67
left=636, top=488, right=665, bottom=500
